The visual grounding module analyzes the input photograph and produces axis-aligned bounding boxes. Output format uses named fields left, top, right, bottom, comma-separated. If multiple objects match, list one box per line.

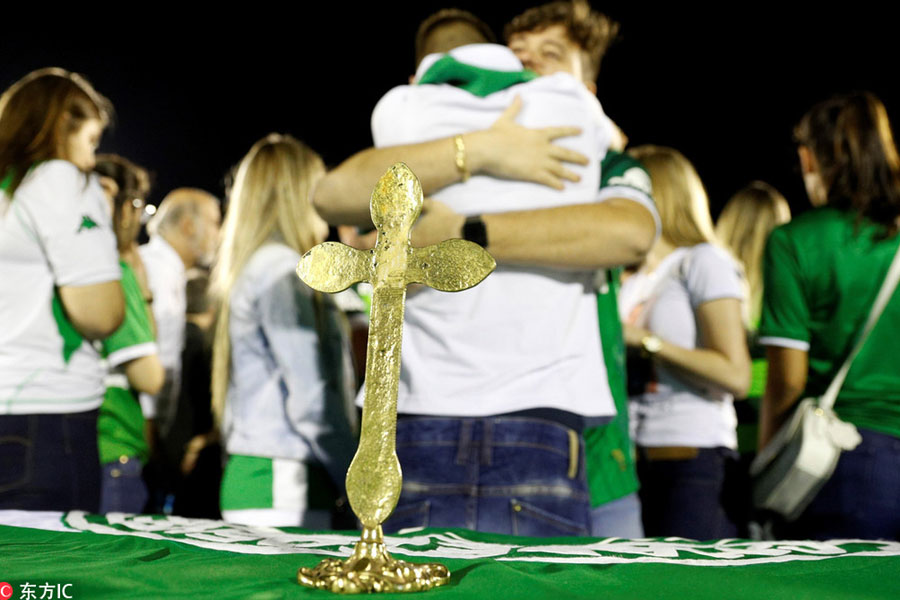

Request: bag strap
left=820, top=238, right=900, bottom=410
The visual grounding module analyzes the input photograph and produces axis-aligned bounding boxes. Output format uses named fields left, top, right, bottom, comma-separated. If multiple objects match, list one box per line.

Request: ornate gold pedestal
left=295, top=164, right=494, bottom=593
left=297, top=526, right=450, bottom=593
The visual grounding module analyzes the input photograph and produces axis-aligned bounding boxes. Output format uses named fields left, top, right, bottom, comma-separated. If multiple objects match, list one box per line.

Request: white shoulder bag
left=750, top=241, right=900, bottom=521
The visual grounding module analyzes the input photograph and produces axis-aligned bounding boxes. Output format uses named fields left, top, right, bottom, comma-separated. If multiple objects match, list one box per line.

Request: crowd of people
left=1, top=1, right=898, bottom=543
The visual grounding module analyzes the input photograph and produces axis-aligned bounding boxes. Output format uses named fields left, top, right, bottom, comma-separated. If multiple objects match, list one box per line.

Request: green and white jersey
left=0, top=161, right=120, bottom=414
left=97, top=262, right=156, bottom=464
left=760, top=207, right=900, bottom=439
left=595, top=150, right=660, bottom=237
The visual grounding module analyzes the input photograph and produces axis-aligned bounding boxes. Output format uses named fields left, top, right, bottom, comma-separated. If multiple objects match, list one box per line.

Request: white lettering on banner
left=64, top=512, right=900, bottom=567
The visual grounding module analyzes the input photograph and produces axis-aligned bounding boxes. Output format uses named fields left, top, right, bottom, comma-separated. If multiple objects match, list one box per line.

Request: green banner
left=0, top=512, right=898, bottom=599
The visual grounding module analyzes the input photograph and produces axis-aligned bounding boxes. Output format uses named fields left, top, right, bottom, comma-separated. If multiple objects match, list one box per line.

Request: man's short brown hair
left=414, top=9, right=497, bottom=66
left=504, top=1, right=620, bottom=83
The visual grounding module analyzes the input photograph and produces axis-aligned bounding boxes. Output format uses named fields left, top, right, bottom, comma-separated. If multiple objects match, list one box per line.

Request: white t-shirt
left=620, top=244, right=743, bottom=448
left=138, top=235, right=186, bottom=419
left=0, top=161, right=120, bottom=414
left=369, top=44, right=617, bottom=418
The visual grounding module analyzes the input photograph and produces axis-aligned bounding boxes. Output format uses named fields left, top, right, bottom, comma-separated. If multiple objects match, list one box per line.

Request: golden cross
left=296, top=163, right=494, bottom=594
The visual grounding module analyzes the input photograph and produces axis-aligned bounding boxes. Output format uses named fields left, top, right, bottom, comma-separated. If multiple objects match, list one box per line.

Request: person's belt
left=639, top=446, right=699, bottom=461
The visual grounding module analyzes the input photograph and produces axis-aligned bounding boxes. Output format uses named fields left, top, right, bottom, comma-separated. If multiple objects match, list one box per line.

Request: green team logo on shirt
left=608, top=167, right=652, bottom=195
left=600, top=152, right=653, bottom=195
left=78, top=215, right=99, bottom=232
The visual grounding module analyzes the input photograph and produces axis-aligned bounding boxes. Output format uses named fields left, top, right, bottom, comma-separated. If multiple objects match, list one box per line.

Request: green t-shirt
left=760, top=207, right=900, bottom=439
left=97, top=261, right=155, bottom=464
left=583, top=151, right=655, bottom=507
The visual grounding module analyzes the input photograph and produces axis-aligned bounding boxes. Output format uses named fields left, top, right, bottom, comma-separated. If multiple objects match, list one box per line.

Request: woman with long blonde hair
left=619, top=145, right=750, bottom=539
left=716, top=182, right=791, bottom=329
left=210, top=134, right=357, bottom=528
left=716, top=182, right=791, bottom=459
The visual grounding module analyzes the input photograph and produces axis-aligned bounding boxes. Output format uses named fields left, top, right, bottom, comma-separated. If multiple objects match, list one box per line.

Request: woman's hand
left=181, top=432, right=217, bottom=476
left=623, top=323, right=652, bottom=349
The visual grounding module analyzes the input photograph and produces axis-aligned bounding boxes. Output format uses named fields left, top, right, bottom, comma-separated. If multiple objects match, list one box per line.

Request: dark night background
left=2, top=3, right=895, bottom=218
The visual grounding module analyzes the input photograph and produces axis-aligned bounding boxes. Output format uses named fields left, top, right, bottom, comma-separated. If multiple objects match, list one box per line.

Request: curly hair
left=504, top=0, right=620, bottom=83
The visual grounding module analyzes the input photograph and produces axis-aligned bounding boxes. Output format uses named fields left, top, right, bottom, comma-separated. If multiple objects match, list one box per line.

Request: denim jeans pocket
left=385, top=500, right=431, bottom=533
left=510, top=498, right=589, bottom=537
left=0, top=435, right=32, bottom=494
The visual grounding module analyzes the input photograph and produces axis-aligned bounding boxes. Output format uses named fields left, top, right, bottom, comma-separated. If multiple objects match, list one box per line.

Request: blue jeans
left=0, top=410, right=101, bottom=512
left=100, top=456, right=148, bottom=514
left=785, top=428, right=900, bottom=541
left=384, top=416, right=591, bottom=537
left=590, top=492, right=644, bottom=538
left=637, top=446, right=738, bottom=540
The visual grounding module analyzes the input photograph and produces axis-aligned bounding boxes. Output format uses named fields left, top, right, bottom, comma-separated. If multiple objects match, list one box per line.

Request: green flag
left=0, top=512, right=897, bottom=599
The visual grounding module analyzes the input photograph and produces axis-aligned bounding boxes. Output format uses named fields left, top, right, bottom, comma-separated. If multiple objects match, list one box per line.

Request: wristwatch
left=641, top=334, right=663, bottom=357
left=462, top=215, right=488, bottom=248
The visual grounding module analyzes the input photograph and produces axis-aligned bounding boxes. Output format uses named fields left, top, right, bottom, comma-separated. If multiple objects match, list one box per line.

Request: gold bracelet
left=453, top=134, right=470, bottom=182
left=640, top=334, right=663, bottom=358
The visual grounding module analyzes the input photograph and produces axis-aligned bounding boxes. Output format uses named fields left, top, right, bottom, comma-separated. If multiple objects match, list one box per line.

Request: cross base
left=297, top=526, right=450, bottom=594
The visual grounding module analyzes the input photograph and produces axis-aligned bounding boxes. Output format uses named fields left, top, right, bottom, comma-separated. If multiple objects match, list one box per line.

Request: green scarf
left=417, top=54, right=536, bottom=97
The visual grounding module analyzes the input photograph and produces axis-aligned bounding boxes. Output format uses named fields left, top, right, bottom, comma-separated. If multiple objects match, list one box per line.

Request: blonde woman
left=620, top=145, right=750, bottom=539
left=716, top=182, right=791, bottom=330
left=210, top=134, right=357, bottom=528
left=716, top=182, right=791, bottom=457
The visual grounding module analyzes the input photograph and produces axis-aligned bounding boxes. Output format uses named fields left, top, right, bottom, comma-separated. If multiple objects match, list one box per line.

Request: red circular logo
left=0, top=582, right=14, bottom=600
